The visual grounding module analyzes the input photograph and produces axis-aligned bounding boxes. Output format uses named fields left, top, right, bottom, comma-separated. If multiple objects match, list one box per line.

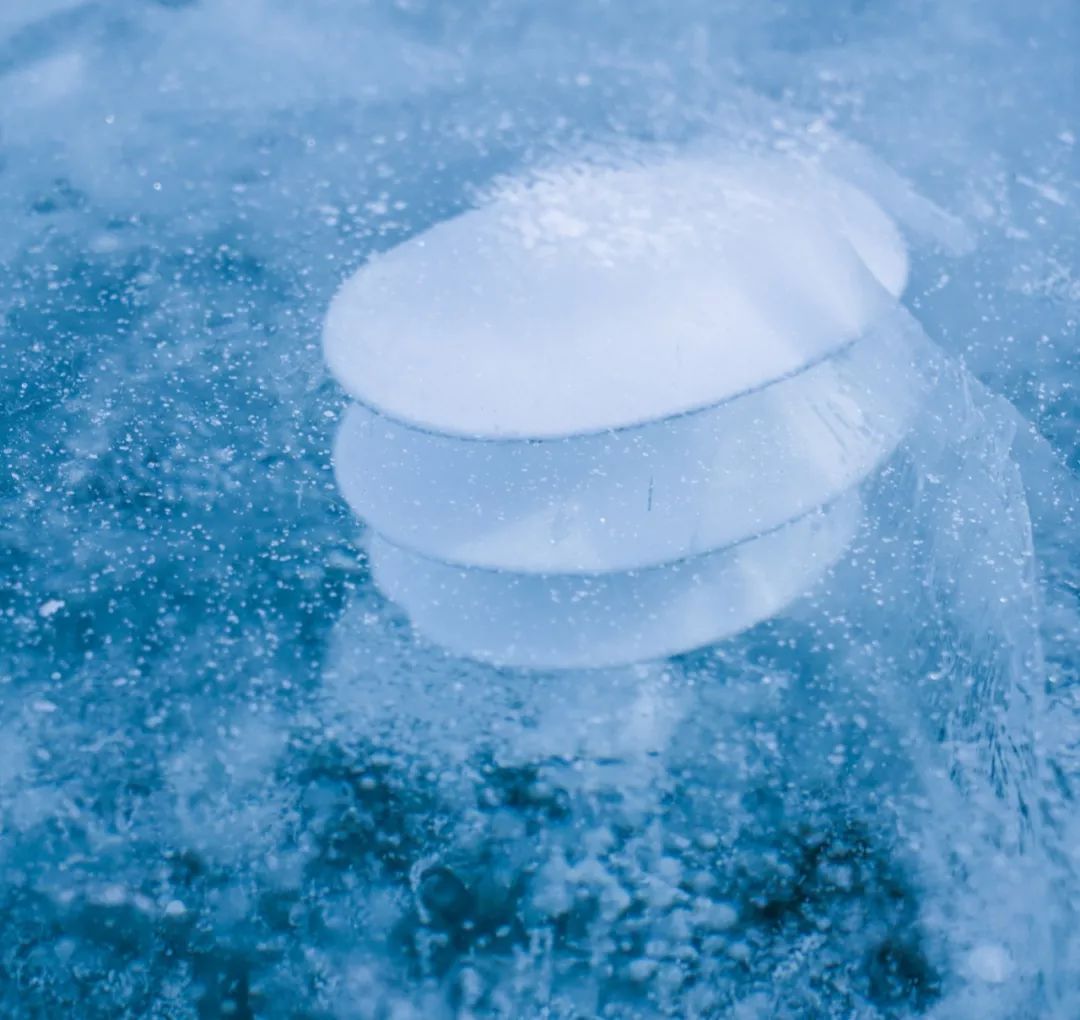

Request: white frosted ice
left=324, top=155, right=909, bottom=440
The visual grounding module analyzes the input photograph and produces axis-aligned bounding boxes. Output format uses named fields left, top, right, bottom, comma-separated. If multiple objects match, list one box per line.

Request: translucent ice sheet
left=1, top=2, right=1077, bottom=1019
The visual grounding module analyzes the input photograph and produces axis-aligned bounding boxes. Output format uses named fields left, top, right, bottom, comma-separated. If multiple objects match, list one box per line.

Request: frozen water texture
left=1, top=1, right=1078, bottom=1019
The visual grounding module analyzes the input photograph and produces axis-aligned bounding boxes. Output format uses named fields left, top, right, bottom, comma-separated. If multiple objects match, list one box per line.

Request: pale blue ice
left=0, top=2, right=1077, bottom=1018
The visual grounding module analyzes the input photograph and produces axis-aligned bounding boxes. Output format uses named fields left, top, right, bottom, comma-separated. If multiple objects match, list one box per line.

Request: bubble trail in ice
left=324, top=152, right=926, bottom=668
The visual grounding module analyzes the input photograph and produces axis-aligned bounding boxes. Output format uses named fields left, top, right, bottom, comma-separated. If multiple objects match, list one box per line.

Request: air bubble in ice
left=324, top=152, right=927, bottom=667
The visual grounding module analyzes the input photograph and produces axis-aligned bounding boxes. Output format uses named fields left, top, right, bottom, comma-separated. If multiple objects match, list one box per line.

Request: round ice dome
left=323, top=155, right=909, bottom=440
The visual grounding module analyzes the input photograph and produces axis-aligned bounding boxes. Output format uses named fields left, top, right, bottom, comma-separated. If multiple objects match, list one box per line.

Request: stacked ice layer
left=324, top=155, right=925, bottom=668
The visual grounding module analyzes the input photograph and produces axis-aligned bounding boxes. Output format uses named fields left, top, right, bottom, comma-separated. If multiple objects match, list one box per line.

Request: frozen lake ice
left=1, top=2, right=1077, bottom=1018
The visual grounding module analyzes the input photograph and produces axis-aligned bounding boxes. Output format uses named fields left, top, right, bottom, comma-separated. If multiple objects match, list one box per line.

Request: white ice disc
left=323, top=154, right=908, bottom=440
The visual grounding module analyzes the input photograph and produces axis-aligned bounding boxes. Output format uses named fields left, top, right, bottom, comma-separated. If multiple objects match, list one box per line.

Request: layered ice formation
left=325, top=153, right=927, bottom=666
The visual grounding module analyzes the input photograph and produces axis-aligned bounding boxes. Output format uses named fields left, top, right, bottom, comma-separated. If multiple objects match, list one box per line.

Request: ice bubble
left=163, top=899, right=187, bottom=918
left=37, top=598, right=65, bottom=619
left=333, top=303, right=924, bottom=573
left=367, top=492, right=860, bottom=669
left=964, top=943, right=1015, bottom=984
left=324, top=152, right=924, bottom=667
left=324, top=155, right=909, bottom=440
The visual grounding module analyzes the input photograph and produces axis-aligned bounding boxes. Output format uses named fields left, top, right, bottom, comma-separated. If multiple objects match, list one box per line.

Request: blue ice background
left=0, top=1, right=1077, bottom=1017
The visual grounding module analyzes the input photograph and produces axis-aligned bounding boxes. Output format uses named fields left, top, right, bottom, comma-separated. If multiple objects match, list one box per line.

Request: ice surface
left=324, top=155, right=908, bottom=439
left=1, top=1, right=1078, bottom=1018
